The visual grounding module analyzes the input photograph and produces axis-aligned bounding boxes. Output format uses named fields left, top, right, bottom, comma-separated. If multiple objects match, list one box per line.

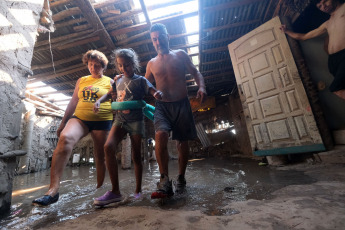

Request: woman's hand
left=56, top=122, right=66, bottom=138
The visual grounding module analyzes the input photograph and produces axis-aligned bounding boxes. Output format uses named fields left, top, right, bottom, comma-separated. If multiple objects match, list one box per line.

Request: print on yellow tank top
left=74, top=75, right=112, bottom=121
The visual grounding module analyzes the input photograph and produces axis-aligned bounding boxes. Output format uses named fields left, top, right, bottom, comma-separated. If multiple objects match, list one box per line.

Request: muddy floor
left=1, top=153, right=345, bottom=230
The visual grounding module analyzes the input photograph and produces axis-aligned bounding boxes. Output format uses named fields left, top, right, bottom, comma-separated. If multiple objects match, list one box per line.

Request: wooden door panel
left=228, top=17, right=325, bottom=156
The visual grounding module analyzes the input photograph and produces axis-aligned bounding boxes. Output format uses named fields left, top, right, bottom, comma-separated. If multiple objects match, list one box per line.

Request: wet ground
left=0, top=157, right=317, bottom=229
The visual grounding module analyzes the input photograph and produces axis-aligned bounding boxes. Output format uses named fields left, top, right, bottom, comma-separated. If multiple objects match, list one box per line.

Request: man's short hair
left=150, top=23, right=168, bottom=34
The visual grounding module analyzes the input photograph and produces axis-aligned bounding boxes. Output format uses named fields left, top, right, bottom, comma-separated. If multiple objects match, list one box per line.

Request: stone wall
left=17, top=101, right=61, bottom=174
left=0, top=0, right=45, bottom=214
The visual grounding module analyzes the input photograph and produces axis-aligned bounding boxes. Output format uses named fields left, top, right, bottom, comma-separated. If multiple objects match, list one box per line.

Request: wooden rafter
left=28, top=63, right=86, bottom=83
left=74, top=0, right=116, bottom=50
left=110, top=11, right=198, bottom=37
left=139, top=0, right=151, bottom=27
left=202, top=19, right=261, bottom=33
left=202, top=0, right=263, bottom=13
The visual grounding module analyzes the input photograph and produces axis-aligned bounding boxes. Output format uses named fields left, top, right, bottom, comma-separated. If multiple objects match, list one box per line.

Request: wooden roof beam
left=201, top=46, right=228, bottom=54
left=116, top=31, right=149, bottom=46
left=139, top=0, right=151, bottom=27
left=27, top=79, right=77, bottom=89
left=36, top=88, right=75, bottom=96
left=110, top=11, right=198, bottom=37
left=26, top=91, right=64, bottom=111
left=202, top=0, right=263, bottom=13
left=75, top=0, right=116, bottom=50
left=51, top=0, right=126, bottom=10
left=50, top=0, right=74, bottom=8
left=119, top=31, right=198, bottom=49
left=32, top=47, right=107, bottom=71
left=102, top=0, right=193, bottom=23
left=198, top=0, right=204, bottom=70
left=31, top=54, right=82, bottom=71
left=202, top=19, right=261, bottom=33
left=202, top=57, right=230, bottom=66
left=28, top=63, right=86, bottom=83
left=35, top=28, right=94, bottom=47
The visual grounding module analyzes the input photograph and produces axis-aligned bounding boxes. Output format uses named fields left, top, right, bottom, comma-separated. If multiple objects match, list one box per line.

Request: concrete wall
left=17, top=101, right=61, bottom=174
left=0, top=0, right=44, bottom=214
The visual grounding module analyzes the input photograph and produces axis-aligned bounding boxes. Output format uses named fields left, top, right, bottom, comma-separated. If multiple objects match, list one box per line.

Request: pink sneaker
left=130, top=192, right=142, bottom=200
left=94, top=191, right=122, bottom=206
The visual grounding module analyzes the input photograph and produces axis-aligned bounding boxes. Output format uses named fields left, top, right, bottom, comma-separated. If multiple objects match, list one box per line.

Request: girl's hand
left=114, top=74, right=123, bottom=81
left=93, top=100, right=101, bottom=113
left=153, top=90, right=163, bottom=100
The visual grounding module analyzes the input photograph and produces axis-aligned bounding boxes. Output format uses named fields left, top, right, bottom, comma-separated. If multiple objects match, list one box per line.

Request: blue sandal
left=32, top=193, right=59, bottom=206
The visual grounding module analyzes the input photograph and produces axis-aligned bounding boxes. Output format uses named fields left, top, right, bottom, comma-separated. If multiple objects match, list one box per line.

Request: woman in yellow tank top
left=32, top=50, right=114, bottom=206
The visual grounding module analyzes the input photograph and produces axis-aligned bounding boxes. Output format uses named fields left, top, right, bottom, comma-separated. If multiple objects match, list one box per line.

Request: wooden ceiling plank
left=105, top=19, right=133, bottom=31
left=203, top=19, right=261, bottom=33
left=110, top=11, right=198, bottom=37
left=32, top=47, right=108, bottom=72
left=27, top=79, right=77, bottom=89
left=102, top=0, right=194, bottom=23
left=139, top=0, right=151, bottom=27
left=26, top=91, right=64, bottom=111
left=56, top=36, right=100, bottom=50
left=55, top=18, right=87, bottom=28
left=36, top=88, right=74, bottom=96
left=93, top=0, right=127, bottom=9
left=202, top=0, right=263, bottom=13
left=28, top=64, right=86, bottom=83
left=75, top=0, right=116, bottom=50
left=171, top=42, right=199, bottom=50
left=201, top=46, right=228, bottom=54
left=198, top=0, right=204, bottom=69
left=202, top=57, right=230, bottom=66
left=52, top=7, right=82, bottom=22
left=50, top=0, right=74, bottom=8
left=117, top=31, right=198, bottom=49
left=35, top=29, right=94, bottom=47
left=31, top=54, right=82, bottom=70
left=116, top=31, right=149, bottom=46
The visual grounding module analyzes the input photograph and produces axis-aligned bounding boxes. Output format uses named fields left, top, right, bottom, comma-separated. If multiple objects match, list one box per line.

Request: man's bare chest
left=328, top=5, right=345, bottom=32
left=151, top=58, right=184, bottom=77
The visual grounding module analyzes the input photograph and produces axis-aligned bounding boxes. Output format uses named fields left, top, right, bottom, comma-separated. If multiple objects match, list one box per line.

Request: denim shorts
left=113, top=119, right=144, bottom=136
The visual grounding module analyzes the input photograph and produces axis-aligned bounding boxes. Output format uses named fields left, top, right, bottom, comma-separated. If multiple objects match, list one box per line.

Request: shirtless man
left=145, top=23, right=207, bottom=197
left=280, top=0, right=345, bottom=100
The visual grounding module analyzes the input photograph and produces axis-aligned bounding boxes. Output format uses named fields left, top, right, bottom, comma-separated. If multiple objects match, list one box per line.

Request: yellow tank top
left=74, top=75, right=112, bottom=121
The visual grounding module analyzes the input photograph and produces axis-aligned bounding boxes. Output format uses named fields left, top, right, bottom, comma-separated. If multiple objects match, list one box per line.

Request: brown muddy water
left=0, top=157, right=316, bottom=229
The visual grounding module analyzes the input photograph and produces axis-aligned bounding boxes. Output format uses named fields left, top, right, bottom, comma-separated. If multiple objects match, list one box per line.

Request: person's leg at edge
left=130, top=134, right=143, bottom=194
left=155, top=130, right=169, bottom=176
left=334, top=89, right=345, bottom=101
left=47, top=118, right=89, bottom=197
left=176, top=140, right=189, bottom=177
left=103, top=125, right=127, bottom=195
left=91, top=130, right=109, bottom=188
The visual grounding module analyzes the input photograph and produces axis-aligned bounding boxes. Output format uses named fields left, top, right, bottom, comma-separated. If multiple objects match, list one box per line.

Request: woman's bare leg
left=47, top=118, right=88, bottom=196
